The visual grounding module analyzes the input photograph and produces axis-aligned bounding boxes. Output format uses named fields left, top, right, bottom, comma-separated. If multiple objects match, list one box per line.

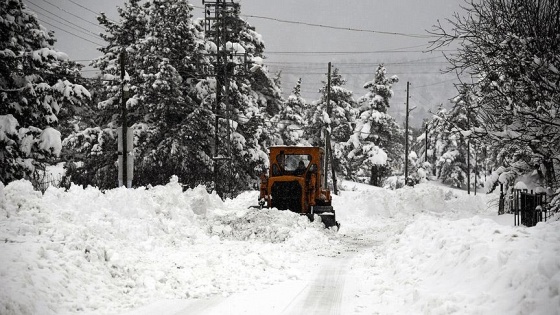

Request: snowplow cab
left=259, top=146, right=338, bottom=228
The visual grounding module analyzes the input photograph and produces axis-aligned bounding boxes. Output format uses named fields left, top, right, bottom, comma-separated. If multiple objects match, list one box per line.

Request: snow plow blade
left=309, top=206, right=340, bottom=229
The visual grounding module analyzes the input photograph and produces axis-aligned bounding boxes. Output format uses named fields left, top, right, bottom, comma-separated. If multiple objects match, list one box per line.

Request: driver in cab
left=294, top=160, right=306, bottom=176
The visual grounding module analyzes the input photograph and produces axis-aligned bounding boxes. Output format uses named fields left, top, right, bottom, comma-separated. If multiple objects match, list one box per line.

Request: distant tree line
left=2, top=0, right=558, bottom=198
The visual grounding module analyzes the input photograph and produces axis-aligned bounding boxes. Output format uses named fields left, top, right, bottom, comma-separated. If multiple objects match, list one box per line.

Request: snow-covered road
left=1, top=179, right=559, bottom=314
left=124, top=226, right=387, bottom=315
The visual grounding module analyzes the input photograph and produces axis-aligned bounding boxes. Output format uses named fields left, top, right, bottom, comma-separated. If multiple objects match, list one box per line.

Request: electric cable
left=194, top=4, right=434, bottom=39
left=27, top=1, right=103, bottom=40
left=241, top=14, right=434, bottom=39
left=35, top=18, right=105, bottom=46
left=265, top=50, right=451, bottom=55
left=63, top=0, right=118, bottom=23
left=43, top=0, right=104, bottom=29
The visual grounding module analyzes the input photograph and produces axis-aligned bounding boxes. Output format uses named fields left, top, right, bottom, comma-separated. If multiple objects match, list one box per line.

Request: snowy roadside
left=1, top=179, right=559, bottom=315
left=349, top=214, right=560, bottom=314
left=0, top=178, right=336, bottom=315
left=340, top=184, right=560, bottom=315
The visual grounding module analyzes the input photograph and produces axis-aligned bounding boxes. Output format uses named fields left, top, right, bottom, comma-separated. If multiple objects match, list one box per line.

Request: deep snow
left=0, top=178, right=559, bottom=314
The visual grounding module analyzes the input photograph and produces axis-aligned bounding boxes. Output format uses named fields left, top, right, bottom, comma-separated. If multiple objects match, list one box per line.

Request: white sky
left=23, top=0, right=466, bottom=127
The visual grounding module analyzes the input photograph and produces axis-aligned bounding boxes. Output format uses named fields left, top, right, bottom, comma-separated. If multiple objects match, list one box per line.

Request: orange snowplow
left=258, top=146, right=339, bottom=228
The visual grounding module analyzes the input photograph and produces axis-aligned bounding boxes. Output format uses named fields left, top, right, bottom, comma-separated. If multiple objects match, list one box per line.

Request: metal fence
left=30, top=170, right=65, bottom=194
left=511, top=189, right=552, bottom=227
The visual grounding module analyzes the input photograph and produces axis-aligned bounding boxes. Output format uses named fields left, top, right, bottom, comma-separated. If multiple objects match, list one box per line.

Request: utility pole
left=467, top=101, right=471, bottom=195
left=120, top=50, right=128, bottom=188
left=323, top=62, right=338, bottom=194
left=324, top=62, right=330, bottom=188
left=425, top=123, right=428, bottom=163
left=474, top=143, right=477, bottom=195
left=405, top=81, right=410, bottom=181
left=202, top=0, right=248, bottom=198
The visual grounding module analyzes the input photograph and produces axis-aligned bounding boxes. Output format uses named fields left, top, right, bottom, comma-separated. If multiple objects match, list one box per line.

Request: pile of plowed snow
left=1, top=178, right=559, bottom=315
left=335, top=180, right=491, bottom=227
left=342, top=181, right=560, bottom=315
left=0, top=177, right=333, bottom=315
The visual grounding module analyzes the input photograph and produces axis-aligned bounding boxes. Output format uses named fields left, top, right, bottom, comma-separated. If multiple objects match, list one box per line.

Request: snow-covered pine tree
left=63, top=0, right=151, bottom=189
left=0, top=0, right=90, bottom=184
left=66, top=0, right=215, bottom=189
left=431, top=100, right=473, bottom=189
left=307, top=68, right=356, bottom=178
left=94, top=0, right=150, bottom=122
left=415, top=109, right=444, bottom=178
left=272, top=78, right=310, bottom=146
left=130, top=0, right=214, bottom=188
left=347, top=65, right=402, bottom=185
left=202, top=6, right=281, bottom=195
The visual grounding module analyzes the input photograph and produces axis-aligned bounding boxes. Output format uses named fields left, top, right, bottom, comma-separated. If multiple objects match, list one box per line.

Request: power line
left=27, top=1, right=102, bottom=40
left=265, top=56, right=448, bottom=69
left=241, top=14, right=434, bottom=39
left=277, top=71, right=446, bottom=75
left=193, top=4, right=432, bottom=39
left=42, top=0, right=104, bottom=29
left=36, top=18, right=105, bottom=46
left=388, top=56, right=448, bottom=64
left=413, top=78, right=458, bottom=88
left=64, top=0, right=101, bottom=16
left=63, top=0, right=118, bottom=24
left=265, top=49, right=451, bottom=55
left=269, top=62, right=447, bottom=68
left=268, top=63, right=448, bottom=71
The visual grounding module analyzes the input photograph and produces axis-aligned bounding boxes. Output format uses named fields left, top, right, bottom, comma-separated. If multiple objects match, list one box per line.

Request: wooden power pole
left=120, top=50, right=128, bottom=188
left=324, top=62, right=338, bottom=195
left=405, top=81, right=410, bottom=181
left=467, top=103, right=471, bottom=195
left=425, top=123, right=428, bottom=163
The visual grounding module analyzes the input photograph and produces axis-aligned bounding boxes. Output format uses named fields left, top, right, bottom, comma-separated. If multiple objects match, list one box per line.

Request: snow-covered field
left=1, top=178, right=559, bottom=314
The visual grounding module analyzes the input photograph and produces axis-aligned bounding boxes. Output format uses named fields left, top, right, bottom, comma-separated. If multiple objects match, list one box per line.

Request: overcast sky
left=23, top=0, right=466, bottom=127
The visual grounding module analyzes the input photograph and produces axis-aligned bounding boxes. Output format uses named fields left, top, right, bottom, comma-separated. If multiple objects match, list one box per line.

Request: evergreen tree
left=63, top=0, right=281, bottom=194
left=65, top=0, right=216, bottom=189
left=63, top=0, right=151, bottom=189
left=347, top=65, right=402, bottom=185
left=307, top=68, right=356, bottom=178
left=131, top=0, right=213, bottom=187
left=0, top=0, right=89, bottom=183
left=204, top=6, right=282, bottom=195
left=426, top=100, right=477, bottom=189
left=273, top=78, right=310, bottom=146
left=416, top=109, right=444, bottom=178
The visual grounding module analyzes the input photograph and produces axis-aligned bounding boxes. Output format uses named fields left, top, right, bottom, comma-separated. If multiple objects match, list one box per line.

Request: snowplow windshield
left=272, top=153, right=311, bottom=176
left=279, top=154, right=311, bottom=171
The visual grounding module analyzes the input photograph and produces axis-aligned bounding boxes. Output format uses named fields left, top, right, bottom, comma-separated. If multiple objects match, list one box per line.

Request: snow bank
left=1, top=178, right=558, bottom=315
left=352, top=214, right=560, bottom=314
left=0, top=179, right=330, bottom=314
left=335, top=182, right=490, bottom=222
